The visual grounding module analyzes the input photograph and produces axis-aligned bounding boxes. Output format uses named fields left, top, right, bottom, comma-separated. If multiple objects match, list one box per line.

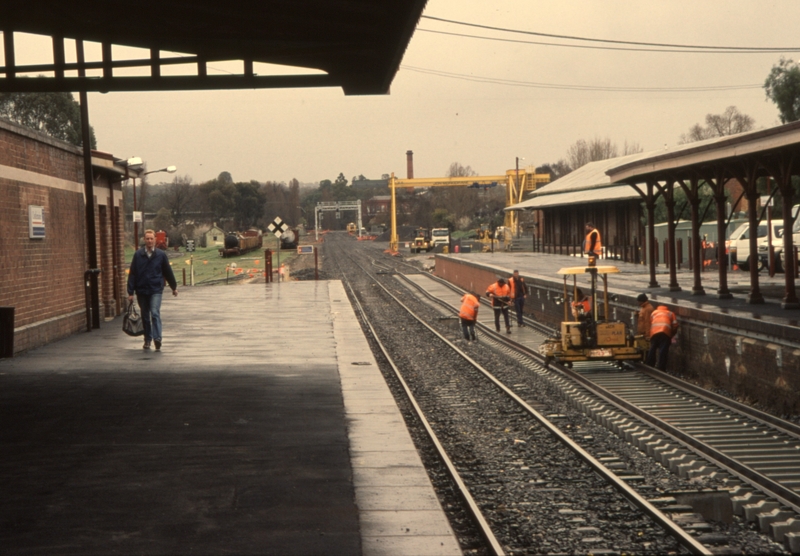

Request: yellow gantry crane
left=388, top=169, right=549, bottom=251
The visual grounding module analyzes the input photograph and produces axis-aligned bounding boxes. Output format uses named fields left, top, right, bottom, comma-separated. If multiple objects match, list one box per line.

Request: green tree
left=0, top=91, right=97, bottom=148
left=764, top=57, right=800, bottom=123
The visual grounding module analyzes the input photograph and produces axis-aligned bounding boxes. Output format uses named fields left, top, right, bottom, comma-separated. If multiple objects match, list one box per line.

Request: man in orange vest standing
left=459, top=292, right=481, bottom=342
left=486, top=278, right=512, bottom=334
left=584, top=223, right=602, bottom=258
left=647, top=305, right=678, bottom=371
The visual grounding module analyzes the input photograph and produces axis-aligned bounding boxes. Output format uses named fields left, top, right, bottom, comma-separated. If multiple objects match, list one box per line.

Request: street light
left=123, top=159, right=176, bottom=248
left=515, top=157, right=525, bottom=238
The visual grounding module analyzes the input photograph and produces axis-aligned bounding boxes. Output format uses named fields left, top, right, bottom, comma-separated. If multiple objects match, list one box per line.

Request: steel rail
left=417, top=271, right=800, bottom=438
left=632, top=364, right=800, bottom=440
left=338, top=250, right=712, bottom=555
left=330, top=247, right=505, bottom=556
left=394, top=271, right=800, bottom=516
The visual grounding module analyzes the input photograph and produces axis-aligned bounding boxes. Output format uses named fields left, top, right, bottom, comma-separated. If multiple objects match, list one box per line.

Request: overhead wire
left=401, top=65, right=761, bottom=92
left=416, top=28, right=798, bottom=55
left=421, top=15, right=800, bottom=53
left=410, top=14, right=780, bottom=93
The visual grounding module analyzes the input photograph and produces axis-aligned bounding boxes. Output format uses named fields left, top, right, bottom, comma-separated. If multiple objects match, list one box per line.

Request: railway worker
left=571, top=288, right=592, bottom=321
left=636, top=293, right=654, bottom=337
left=459, top=292, right=481, bottom=342
left=128, top=229, right=178, bottom=351
left=584, top=222, right=602, bottom=258
left=486, top=278, right=513, bottom=334
left=509, top=270, right=528, bottom=327
left=647, top=305, right=678, bottom=371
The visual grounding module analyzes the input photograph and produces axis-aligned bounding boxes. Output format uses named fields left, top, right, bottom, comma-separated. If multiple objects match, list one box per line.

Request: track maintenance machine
left=411, top=227, right=433, bottom=253
left=540, top=257, right=644, bottom=367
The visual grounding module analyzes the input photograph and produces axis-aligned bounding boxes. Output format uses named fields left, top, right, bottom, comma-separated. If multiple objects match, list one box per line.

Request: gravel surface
left=314, top=233, right=789, bottom=555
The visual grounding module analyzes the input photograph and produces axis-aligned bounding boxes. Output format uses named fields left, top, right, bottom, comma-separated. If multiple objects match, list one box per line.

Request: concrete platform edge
left=328, top=281, right=462, bottom=556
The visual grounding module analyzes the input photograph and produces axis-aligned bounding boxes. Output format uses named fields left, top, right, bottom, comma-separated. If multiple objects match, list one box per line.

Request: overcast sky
left=12, top=0, right=800, bottom=185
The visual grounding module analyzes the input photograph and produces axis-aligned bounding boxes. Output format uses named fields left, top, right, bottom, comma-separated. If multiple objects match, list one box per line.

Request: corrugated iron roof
left=505, top=184, right=640, bottom=211
left=606, top=120, right=800, bottom=182
left=504, top=152, right=654, bottom=211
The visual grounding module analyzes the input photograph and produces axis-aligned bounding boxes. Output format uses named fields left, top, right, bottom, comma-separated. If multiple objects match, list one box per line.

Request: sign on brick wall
left=28, top=205, right=45, bottom=239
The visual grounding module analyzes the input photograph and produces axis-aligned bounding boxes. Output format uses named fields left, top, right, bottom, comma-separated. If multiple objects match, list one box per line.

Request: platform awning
left=1, top=0, right=429, bottom=95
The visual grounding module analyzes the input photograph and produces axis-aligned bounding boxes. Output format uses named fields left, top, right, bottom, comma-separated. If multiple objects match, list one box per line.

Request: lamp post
left=130, top=164, right=177, bottom=248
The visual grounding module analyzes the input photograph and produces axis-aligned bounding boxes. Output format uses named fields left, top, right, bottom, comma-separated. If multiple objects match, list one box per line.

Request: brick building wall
left=0, top=120, right=127, bottom=355
left=434, top=255, right=800, bottom=415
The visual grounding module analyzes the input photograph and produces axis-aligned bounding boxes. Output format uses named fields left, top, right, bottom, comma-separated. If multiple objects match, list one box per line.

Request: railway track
left=323, top=234, right=715, bottom=555
left=383, top=247, right=800, bottom=552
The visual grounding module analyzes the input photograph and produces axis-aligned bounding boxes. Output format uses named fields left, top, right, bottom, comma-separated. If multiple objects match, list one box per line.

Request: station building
left=0, top=118, right=136, bottom=355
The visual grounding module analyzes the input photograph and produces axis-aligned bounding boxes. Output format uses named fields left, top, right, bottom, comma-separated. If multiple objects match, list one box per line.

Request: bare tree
left=162, top=175, right=196, bottom=228
left=679, top=106, right=755, bottom=144
left=566, top=137, right=633, bottom=170
left=446, top=162, right=477, bottom=177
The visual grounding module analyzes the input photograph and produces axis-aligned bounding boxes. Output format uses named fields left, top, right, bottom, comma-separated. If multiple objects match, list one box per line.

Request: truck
left=430, top=228, right=450, bottom=248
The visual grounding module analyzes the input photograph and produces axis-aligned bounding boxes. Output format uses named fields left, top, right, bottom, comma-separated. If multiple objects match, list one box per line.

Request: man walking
left=584, top=223, right=602, bottom=258
left=509, top=270, right=527, bottom=327
left=128, top=229, right=178, bottom=350
left=458, top=292, right=480, bottom=342
left=486, top=278, right=512, bottom=334
left=647, top=304, right=678, bottom=371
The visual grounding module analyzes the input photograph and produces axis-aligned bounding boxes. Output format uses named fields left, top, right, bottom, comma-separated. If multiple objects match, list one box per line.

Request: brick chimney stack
left=406, top=150, right=414, bottom=179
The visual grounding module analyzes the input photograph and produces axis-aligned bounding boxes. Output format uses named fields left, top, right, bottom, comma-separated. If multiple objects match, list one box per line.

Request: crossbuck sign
left=267, top=217, right=289, bottom=238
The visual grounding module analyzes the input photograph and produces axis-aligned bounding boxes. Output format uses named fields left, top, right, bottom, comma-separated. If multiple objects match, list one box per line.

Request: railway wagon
left=219, top=230, right=263, bottom=257
left=280, top=228, right=299, bottom=250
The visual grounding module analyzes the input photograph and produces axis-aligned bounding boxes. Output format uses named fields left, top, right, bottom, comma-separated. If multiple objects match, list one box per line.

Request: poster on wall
left=29, top=205, right=45, bottom=239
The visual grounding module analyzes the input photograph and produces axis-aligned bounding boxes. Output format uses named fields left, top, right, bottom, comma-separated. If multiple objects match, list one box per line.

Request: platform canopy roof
left=606, top=120, right=800, bottom=183
left=1, top=0, right=428, bottom=95
left=504, top=152, right=656, bottom=211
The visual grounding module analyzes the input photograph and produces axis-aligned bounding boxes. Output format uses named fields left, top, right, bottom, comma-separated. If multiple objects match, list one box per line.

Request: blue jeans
left=136, top=293, right=163, bottom=342
left=513, top=297, right=525, bottom=325
left=460, top=318, right=476, bottom=341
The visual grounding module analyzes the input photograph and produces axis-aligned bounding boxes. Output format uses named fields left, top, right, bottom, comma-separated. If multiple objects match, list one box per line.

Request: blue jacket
left=127, top=248, right=177, bottom=296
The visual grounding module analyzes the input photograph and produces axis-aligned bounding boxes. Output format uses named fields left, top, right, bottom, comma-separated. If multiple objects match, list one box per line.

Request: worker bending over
left=647, top=305, right=678, bottom=371
left=458, top=292, right=480, bottom=342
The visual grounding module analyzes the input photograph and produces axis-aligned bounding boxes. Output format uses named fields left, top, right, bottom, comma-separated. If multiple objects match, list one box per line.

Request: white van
left=732, top=220, right=783, bottom=271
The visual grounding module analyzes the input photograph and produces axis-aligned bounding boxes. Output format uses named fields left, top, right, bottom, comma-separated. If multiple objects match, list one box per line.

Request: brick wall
left=435, top=255, right=800, bottom=415
left=0, top=120, right=125, bottom=355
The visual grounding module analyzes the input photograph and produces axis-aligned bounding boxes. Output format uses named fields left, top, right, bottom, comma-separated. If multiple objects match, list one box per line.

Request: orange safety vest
left=572, top=297, right=591, bottom=317
left=650, top=305, right=678, bottom=338
left=459, top=294, right=480, bottom=321
left=486, top=282, right=511, bottom=306
left=585, top=228, right=602, bottom=254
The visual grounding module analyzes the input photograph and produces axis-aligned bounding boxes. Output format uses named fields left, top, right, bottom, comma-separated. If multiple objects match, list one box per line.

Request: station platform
left=0, top=281, right=461, bottom=556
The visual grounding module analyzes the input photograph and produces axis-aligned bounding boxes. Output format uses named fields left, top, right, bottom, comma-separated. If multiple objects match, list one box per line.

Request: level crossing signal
left=268, top=217, right=289, bottom=238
